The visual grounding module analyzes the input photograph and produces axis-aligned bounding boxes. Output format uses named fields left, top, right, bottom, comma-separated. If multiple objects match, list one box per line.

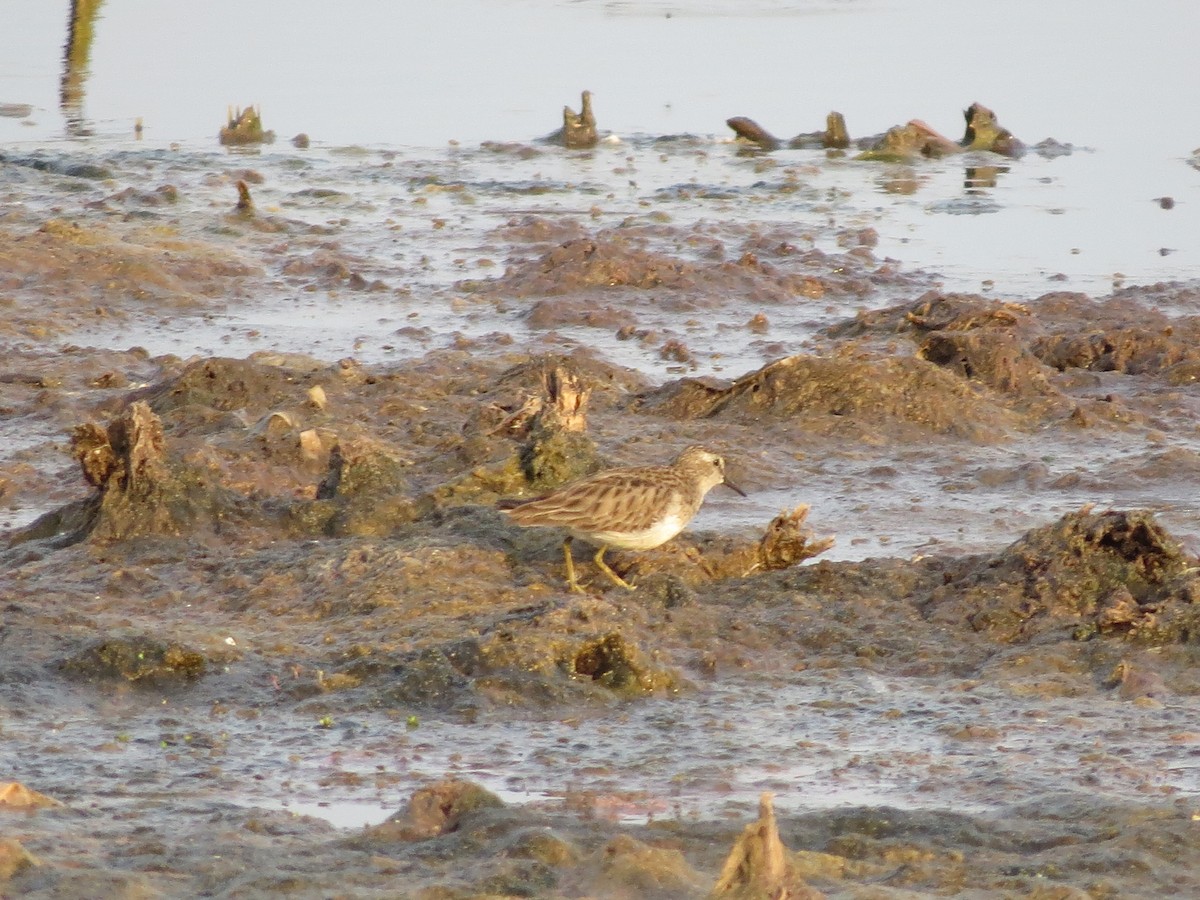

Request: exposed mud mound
left=493, top=214, right=590, bottom=248
left=840, top=289, right=1200, bottom=385
left=10, top=401, right=254, bottom=548
left=0, top=219, right=258, bottom=339
left=470, top=226, right=897, bottom=306
left=1034, top=322, right=1200, bottom=375
left=918, top=328, right=1055, bottom=397
left=832, top=292, right=1036, bottom=338
left=834, top=293, right=1058, bottom=400
left=356, top=779, right=505, bottom=842
left=145, top=356, right=326, bottom=417
left=490, top=235, right=696, bottom=296
left=927, top=508, right=1200, bottom=643
left=340, top=590, right=683, bottom=710
left=824, top=290, right=1200, bottom=423
left=304, top=436, right=429, bottom=536
left=638, top=353, right=1018, bottom=439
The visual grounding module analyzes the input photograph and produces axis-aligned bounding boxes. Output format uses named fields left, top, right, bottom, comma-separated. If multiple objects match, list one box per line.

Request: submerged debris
left=727, top=110, right=851, bottom=151
left=550, top=89, right=598, bottom=149
left=219, top=104, right=275, bottom=146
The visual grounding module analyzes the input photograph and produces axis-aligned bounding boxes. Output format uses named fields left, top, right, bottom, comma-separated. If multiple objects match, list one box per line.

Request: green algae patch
left=928, top=508, right=1200, bottom=644
left=62, top=634, right=206, bottom=686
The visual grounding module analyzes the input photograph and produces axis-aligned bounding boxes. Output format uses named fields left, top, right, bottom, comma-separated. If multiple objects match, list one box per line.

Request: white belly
left=572, top=511, right=688, bottom=551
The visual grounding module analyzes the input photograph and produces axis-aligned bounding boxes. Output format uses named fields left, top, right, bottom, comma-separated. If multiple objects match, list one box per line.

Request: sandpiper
left=503, top=446, right=745, bottom=593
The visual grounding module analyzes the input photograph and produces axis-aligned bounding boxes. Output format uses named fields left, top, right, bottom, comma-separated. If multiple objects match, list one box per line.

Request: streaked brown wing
left=504, top=467, right=678, bottom=534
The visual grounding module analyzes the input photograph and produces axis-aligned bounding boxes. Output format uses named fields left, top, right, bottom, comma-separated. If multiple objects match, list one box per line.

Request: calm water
left=3, top=0, right=1199, bottom=295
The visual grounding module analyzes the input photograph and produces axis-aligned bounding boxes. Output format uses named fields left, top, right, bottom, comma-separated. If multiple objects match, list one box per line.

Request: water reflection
left=877, top=167, right=920, bottom=195
left=964, top=165, right=1007, bottom=192
left=60, top=0, right=105, bottom=137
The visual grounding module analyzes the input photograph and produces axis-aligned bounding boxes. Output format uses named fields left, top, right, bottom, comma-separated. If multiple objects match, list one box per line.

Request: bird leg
left=562, top=536, right=586, bottom=594
left=594, top=545, right=636, bottom=592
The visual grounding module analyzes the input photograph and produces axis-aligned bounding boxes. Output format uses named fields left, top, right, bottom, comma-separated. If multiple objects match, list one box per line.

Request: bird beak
left=722, top=476, right=747, bottom=497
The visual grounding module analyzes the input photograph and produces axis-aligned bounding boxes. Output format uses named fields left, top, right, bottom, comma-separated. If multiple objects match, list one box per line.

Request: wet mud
left=2, top=140, right=1199, bottom=899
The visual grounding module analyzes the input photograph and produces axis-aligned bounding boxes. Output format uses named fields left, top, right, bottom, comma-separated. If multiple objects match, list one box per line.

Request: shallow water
left=6, top=669, right=1194, bottom=832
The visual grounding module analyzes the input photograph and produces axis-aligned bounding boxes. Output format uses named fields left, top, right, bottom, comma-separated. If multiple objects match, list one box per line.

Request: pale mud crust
left=1, top=151, right=1199, bottom=898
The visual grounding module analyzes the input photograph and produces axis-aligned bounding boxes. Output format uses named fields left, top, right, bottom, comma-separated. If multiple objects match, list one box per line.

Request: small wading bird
left=502, top=446, right=745, bottom=593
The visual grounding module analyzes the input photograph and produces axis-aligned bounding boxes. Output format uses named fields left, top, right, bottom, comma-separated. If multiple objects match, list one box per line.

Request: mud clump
left=836, top=293, right=1058, bottom=402
left=928, top=508, right=1200, bottom=643
left=61, top=634, right=206, bottom=686
left=145, top=356, right=320, bottom=417
left=374, top=602, right=682, bottom=708
left=433, top=360, right=605, bottom=504
left=747, top=505, right=836, bottom=573
left=834, top=292, right=1035, bottom=339
left=729, top=113, right=850, bottom=152
left=10, top=401, right=253, bottom=548
left=308, top=436, right=428, bottom=536
left=918, top=328, right=1054, bottom=397
left=513, top=365, right=600, bottom=491
left=960, top=101, right=1025, bottom=156
left=1034, top=322, right=1200, bottom=375
left=0, top=839, right=41, bottom=881
left=550, top=89, right=598, bottom=150
left=824, top=290, right=1200, bottom=425
left=713, top=794, right=822, bottom=900
left=359, top=779, right=505, bottom=842
left=496, top=235, right=696, bottom=296
left=218, top=104, right=275, bottom=146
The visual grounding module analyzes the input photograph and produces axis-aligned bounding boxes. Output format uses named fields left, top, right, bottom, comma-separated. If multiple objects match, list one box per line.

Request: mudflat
left=1, top=136, right=1198, bottom=898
